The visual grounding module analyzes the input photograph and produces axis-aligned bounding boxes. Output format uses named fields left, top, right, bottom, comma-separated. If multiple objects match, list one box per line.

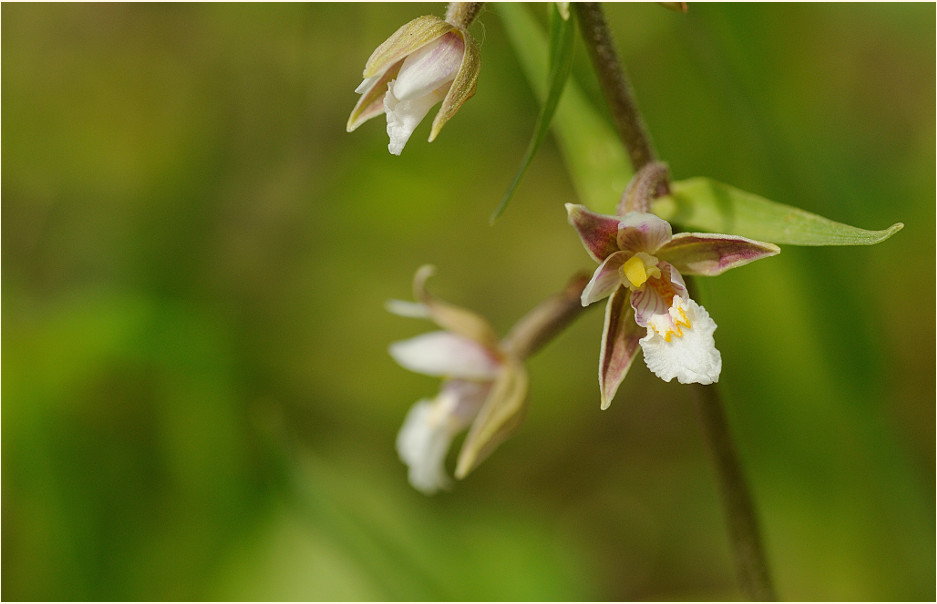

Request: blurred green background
left=3, top=3, right=934, bottom=601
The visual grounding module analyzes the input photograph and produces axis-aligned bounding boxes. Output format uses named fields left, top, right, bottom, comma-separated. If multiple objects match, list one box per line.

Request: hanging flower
left=347, top=15, right=480, bottom=155
left=388, top=266, right=528, bottom=493
left=566, top=203, right=780, bottom=409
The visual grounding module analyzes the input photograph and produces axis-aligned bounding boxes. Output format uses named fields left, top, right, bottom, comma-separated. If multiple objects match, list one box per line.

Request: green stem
left=575, top=3, right=656, bottom=172
left=690, top=381, right=777, bottom=601
left=576, top=4, right=776, bottom=600
left=502, top=272, right=591, bottom=360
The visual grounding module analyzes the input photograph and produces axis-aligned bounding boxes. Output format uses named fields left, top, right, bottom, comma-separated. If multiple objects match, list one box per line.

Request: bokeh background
left=3, top=3, right=934, bottom=601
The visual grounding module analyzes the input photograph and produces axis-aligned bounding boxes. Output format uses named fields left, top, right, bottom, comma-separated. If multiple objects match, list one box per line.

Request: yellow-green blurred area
left=3, top=3, right=934, bottom=600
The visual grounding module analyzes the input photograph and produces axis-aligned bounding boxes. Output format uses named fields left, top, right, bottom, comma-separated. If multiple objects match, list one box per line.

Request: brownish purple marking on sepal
left=658, top=233, right=780, bottom=277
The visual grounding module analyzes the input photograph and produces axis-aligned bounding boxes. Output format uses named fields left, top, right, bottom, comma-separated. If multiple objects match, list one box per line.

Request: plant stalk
left=445, top=2, right=484, bottom=29
left=575, top=2, right=656, bottom=172
left=575, top=3, right=776, bottom=600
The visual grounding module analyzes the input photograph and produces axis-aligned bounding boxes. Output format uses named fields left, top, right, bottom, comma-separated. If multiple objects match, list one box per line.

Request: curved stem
left=502, top=272, right=591, bottom=360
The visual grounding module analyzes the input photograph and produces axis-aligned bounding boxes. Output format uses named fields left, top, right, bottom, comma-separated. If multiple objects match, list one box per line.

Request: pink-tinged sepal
left=598, top=287, right=644, bottom=410
left=658, top=233, right=780, bottom=276
left=565, top=203, right=622, bottom=262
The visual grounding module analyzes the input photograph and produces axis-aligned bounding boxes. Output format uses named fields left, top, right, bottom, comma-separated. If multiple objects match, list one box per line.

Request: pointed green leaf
left=499, top=3, right=630, bottom=214
left=491, top=4, right=575, bottom=222
left=652, top=177, right=903, bottom=246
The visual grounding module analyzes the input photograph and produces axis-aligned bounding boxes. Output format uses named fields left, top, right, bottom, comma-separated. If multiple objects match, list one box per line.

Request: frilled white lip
left=396, top=379, right=492, bottom=494
left=396, top=399, right=454, bottom=494
left=639, top=296, right=721, bottom=384
left=389, top=331, right=501, bottom=380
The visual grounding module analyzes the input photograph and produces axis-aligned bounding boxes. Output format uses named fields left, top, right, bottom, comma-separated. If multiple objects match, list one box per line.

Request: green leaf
left=499, top=3, right=630, bottom=214
left=652, top=177, right=904, bottom=246
left=491, top=4, right=575, bottom=223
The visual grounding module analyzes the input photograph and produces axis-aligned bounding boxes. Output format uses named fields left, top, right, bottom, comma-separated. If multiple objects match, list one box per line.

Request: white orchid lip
left=640, top=296, right=721, bottom=384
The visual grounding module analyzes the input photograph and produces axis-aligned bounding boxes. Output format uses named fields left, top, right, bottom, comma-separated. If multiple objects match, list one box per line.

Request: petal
left=389, top=331, right=501, bottom=379
left=396, top=399, right=454, bottom=494
left=346, top=61, right=401, bottom=132
left=598, top=287, right=644, bottom=410
left=581, top=251, right=627, bottom=306
left=565, top=203, right=622, bottom=262
left=392, top=32, right=463, bottom=101
left=630, top=262, right=687, bottom=327
left=640, top=297, right=722, bottom=385
left=657, top=232, right=780, bottom=276
left=617, top=212, right=673, bottom=253
left=384, top=82, right=448, bottom=155
left=385, top=299, right=430, bottom=319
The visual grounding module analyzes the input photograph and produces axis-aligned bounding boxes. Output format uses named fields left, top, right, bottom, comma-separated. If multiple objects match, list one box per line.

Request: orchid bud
left=347, top=15, right=480, bottom=155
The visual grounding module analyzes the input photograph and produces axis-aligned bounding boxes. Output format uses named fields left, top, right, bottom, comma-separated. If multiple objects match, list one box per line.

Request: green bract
left=652, top=178, right=904, bottom=246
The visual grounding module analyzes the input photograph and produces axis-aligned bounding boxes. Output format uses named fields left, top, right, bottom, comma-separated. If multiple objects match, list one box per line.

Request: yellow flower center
left=621, top=252, right=661, bottom=289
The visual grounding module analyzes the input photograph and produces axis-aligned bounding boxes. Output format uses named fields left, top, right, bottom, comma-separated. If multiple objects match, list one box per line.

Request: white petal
left=355, top=74, right=381, bottom=95
left=392, top=32, right=463, bottom=101
left=396, top=399, right=454, bottom=494
left=384, top=83, right=447, bottom=155
left=389, top=331, right=501, bottom=379
left=385, top=299, right=430, bottom=319
left=639, top=297, right=722, bottom=384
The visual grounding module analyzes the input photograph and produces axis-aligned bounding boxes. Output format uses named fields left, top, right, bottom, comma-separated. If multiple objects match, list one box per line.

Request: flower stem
left=576, top=4, right=776, bottom=600
left=575, top=3, right=656, bottom=172
left=690, top=381, right=777, bottom=601
left=502, top=272, right=591, bottom=360
left=445, top=2, right=484, bottom=29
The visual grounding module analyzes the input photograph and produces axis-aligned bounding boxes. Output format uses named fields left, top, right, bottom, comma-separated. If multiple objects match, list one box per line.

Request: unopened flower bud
left=347, top=15, right=480, bottom=155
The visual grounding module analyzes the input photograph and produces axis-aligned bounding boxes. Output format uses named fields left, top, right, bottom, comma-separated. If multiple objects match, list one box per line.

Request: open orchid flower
left=388, top=266, right=528, bottom=494
left=566, top=204, right=780, bottom=409
left=347, top=15, right=480, bottom=155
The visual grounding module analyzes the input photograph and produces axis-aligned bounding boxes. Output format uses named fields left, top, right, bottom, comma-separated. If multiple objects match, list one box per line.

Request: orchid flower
left=347, top=15, right=480, bottom=155
left=566, top=203, right=780, bottom=409
left=388, top=266, right=528, bottom=494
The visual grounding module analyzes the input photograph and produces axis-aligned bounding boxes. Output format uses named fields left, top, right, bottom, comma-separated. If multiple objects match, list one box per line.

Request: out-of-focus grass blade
left=652, top=177, right=904, bottom=245
left=491, top=5, right=575, bottom=223
left=499, top=3, right=631, bottom=215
